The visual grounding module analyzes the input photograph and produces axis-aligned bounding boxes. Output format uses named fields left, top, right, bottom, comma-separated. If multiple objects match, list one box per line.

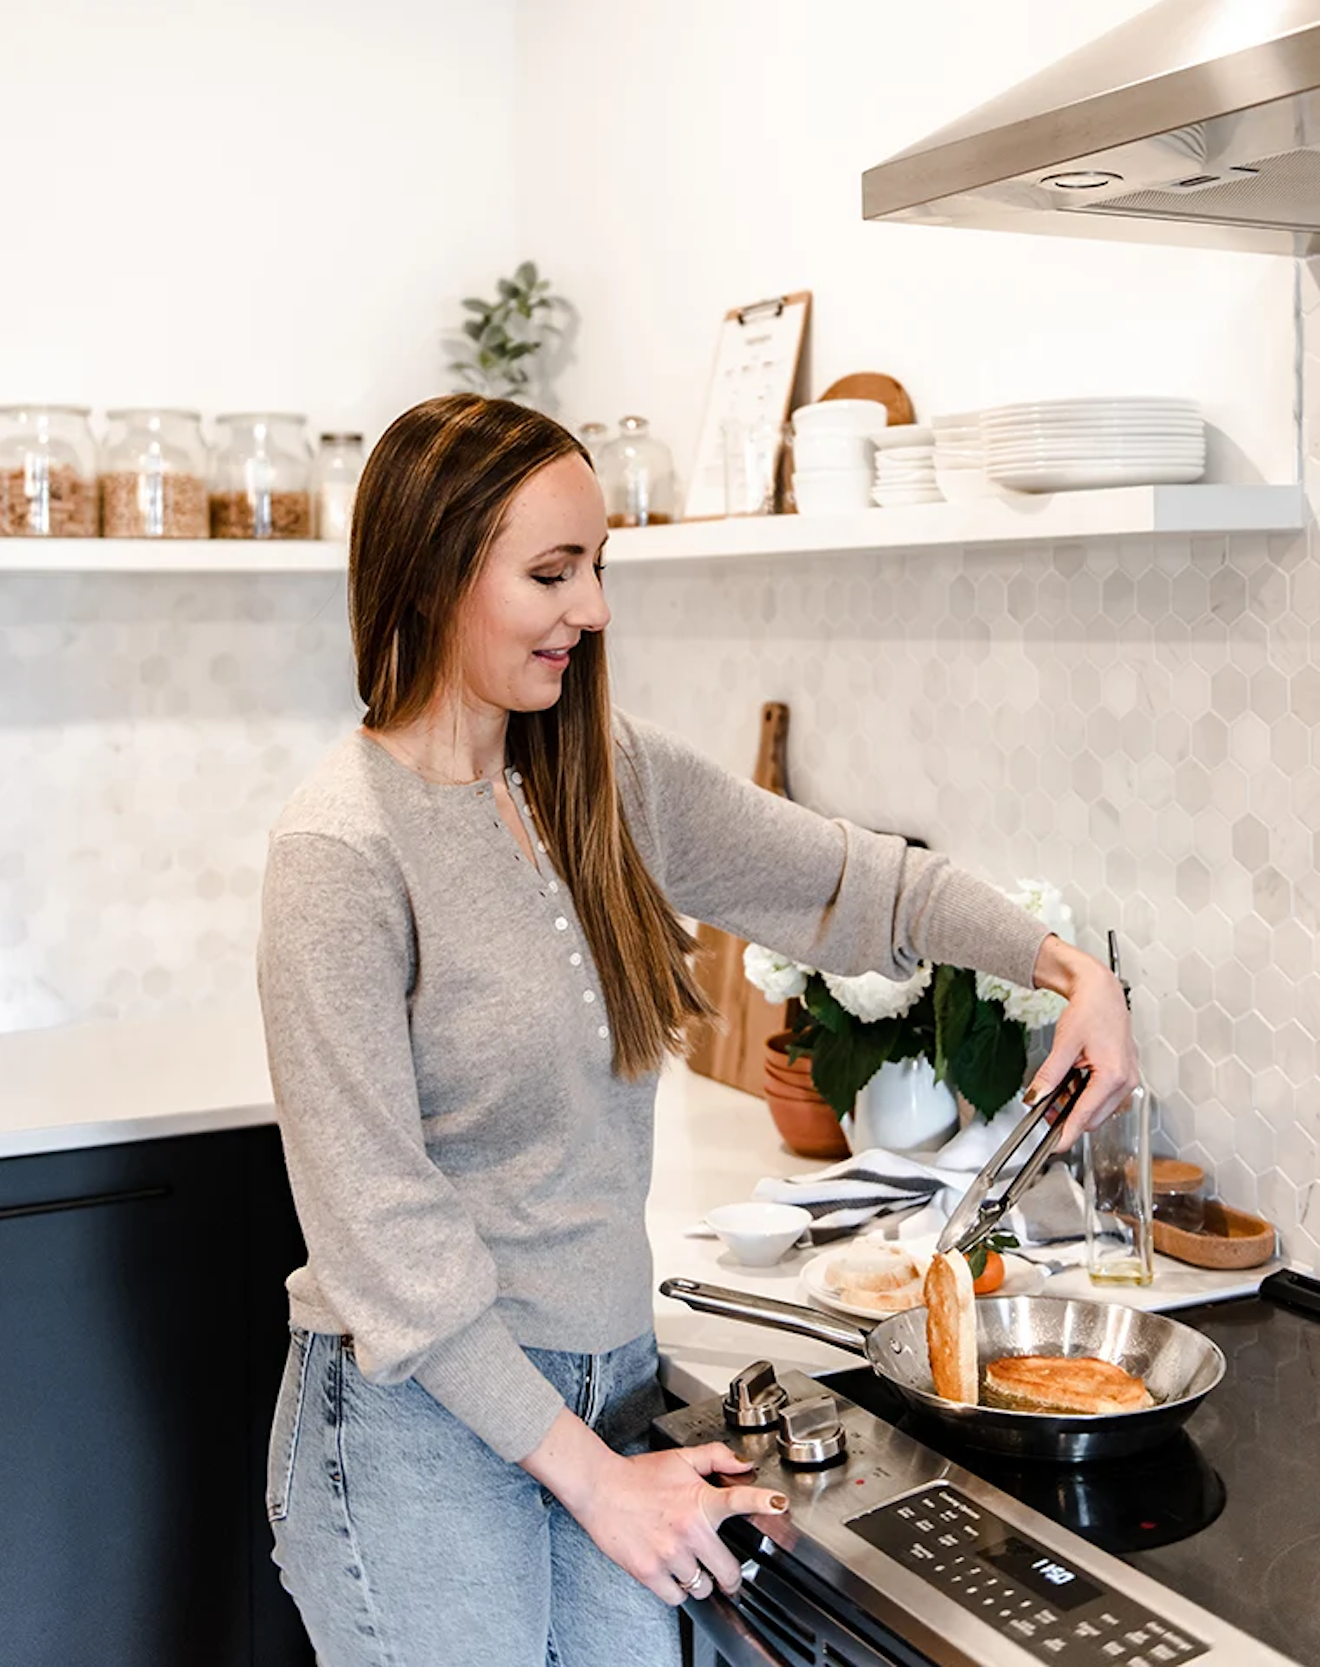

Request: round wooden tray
left=1152, top=1200, right=1276, bottom=1269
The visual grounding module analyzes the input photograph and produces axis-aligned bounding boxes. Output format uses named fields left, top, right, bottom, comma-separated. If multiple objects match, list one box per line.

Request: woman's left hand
left=1025, top=935, right=1140, bottom=1151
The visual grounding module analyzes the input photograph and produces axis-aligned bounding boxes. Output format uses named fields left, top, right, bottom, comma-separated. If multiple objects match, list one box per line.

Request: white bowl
left=791, top=399, right=889, bottom=435
left=791, top=431, right=873, bottom=471
left=794, top=468, right=874, bottom=514
left=931, top=410, right=983, bottom=429
left=704, top=1202, right=813, bottom=1267
left=872, top=424, right=935, bottom=450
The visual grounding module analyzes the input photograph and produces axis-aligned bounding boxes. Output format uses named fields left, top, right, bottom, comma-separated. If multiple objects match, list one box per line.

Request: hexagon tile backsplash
left=0, top=572, right=361, bottom=1031
left=603, top=524, right=1320, bottom=1271
left=1, top=516, right=1318, bottom=1274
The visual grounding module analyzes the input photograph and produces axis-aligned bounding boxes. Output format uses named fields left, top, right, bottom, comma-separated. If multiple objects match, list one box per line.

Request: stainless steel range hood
left=863, top=0, right=1320, bottom=255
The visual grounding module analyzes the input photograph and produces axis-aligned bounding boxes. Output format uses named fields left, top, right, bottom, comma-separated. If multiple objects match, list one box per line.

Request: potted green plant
left=744, top=879, right=1074, bottom=1152
left=448, top=260, right=570, bottom=402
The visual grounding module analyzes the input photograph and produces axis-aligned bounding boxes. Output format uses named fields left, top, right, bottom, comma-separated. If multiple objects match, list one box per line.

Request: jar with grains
left=99, top=409, right=208, bottom=538
left=0, top=405, right=96, bottom=537
left=209, top=413, right=313, bottom=539
left=314, top=432, right=364, bottom=542
left=599, top=415, right=675, bottom=527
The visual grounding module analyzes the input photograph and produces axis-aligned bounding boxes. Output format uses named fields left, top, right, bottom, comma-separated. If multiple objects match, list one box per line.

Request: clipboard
left=684, top=290, right=811, bottom=522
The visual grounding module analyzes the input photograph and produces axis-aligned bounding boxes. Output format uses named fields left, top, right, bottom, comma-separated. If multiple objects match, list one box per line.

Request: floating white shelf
left=606, top=484, right=1308, bottom=565
left=0, top=538, right=348, bottom=574
left=0, top=485, right=1305, bottom=573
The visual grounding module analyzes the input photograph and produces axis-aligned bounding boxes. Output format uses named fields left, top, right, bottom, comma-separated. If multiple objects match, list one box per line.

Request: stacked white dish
left=790, top=399, right=887, bottom=514
left=981, top=397, right=1205, bottom=493
left=931, top=410, right=996, bottom=502
left=871, top=425, right=941, bottom=507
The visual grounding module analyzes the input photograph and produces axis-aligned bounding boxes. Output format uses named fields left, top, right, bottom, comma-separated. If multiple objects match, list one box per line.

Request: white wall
left=516, top=0, right=1297, bottom=490
left=0, top=0, right=519, bottom=440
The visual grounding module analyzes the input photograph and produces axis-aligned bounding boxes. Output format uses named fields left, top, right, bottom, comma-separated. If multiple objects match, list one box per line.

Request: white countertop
left=0, top=1005, right=1281, bottom=1403
left=0, top=1000, right=278, bottom=1156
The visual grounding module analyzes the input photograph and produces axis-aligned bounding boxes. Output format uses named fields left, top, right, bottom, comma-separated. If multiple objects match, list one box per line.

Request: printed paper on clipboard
left=684, top=291, right=811, bottom=522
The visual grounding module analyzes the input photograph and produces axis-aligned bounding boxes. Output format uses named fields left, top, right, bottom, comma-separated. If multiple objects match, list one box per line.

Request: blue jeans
left=266, top=1326, right=682, bottom=1666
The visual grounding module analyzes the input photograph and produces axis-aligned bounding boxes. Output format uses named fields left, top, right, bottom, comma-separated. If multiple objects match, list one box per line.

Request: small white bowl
left=791, top=431, right=873, bottom=471
left=792, top=399, right=889, bottom=436
left=704, top=1202, right=813, bottom=1267
left=794, top=469, right=874, bottom=515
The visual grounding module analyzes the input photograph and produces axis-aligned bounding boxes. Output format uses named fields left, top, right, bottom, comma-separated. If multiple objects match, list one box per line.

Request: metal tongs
left=934, top=1066, right=1091, bottom=1258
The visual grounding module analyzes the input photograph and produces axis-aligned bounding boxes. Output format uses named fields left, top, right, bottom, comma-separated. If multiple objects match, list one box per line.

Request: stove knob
left=723, top=1361, right=789, bottom=1430
left=776, top=1394, right=848, bottom=1468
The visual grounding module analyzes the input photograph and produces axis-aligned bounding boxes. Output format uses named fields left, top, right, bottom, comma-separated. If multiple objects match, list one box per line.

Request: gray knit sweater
left=257, top=711, right=1049, bottom=1462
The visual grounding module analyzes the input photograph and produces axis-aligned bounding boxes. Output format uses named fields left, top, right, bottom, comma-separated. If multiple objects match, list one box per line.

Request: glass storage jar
left=1151, top=1157, right=1207, bottom=1232
left=0, top=405, right=96, bottom=537
left=99, top=409, right=208, bottom=538
left=314, top=432, right=364, bottom=541
left=600, top=415, right=675, bottom=527
left=209, top=413, right=313, bottom=539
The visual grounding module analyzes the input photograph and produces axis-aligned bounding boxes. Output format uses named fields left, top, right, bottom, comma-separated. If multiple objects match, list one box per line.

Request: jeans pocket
left=266, top=1326, right=312, bottom=1524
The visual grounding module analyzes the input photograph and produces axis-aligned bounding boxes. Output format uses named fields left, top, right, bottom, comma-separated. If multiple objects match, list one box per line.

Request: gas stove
left=652, top=1273, right=1320, bottom=1667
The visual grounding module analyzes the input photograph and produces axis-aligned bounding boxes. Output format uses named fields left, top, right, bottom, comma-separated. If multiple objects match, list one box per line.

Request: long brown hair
left=349, top=393, right=713, bottom=1077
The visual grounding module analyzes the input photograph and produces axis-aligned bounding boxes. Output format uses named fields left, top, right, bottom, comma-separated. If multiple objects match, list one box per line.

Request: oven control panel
left=848, top=1484, right=1208, bottom=1667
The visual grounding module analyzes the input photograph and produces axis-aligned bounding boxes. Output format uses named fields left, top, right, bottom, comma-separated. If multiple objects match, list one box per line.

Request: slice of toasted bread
left=825, top=1243, right=919, bottom=1295
left=924, top=1250, right=978, bottom=1404
left=984, top=1354, right=1153, bottom=1415
left=838, top=1276, right=926, bottom=1314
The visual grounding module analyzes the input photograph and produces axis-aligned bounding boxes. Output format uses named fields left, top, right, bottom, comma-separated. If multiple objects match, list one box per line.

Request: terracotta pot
left=763, top=1032, right=851, bottom=1160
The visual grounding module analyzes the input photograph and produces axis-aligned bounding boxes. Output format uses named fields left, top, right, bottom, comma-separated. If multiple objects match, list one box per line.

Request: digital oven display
left=980, top=1535, right=1104, bottom=1613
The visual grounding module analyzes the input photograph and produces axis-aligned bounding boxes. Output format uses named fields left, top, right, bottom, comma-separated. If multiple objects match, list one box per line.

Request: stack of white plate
left=981, top=398, right=1205, bottom=493
left=790, top=399, right=887, bottom=514
left=872, top=425, right=941, bottom=507
left=931, top=410, right=995, bottom=502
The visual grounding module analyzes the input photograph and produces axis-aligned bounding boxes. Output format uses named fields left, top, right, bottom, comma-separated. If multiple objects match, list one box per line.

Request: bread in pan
left=984, top=1354, right=1153, bottom=1415
left=924, top=1250, right=978, bottom=1404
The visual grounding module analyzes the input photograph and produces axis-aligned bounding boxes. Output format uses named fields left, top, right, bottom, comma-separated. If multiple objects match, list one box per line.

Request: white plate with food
left=800, top=1235, right=1043, bottom=1320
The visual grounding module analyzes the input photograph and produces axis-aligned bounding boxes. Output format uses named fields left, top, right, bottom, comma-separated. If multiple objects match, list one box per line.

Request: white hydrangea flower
left=976, top=877, right=1075, bottom=1032
left=822, top=962, right=932, bottom=1023
left=742, top=943, right=810, bottom=1002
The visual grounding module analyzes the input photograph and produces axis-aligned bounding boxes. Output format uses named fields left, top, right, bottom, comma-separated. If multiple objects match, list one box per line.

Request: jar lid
left=319, top=431, right=364, bottom=443
left=578, top=421, right=609, bottom=437
left=619, top=415, right=650, bottom=431
left=0, top=403, right=91, bottom=417
left=1151, top=1157, right=1205, bottom=1195
left=216, top=411, right=309, bottom=425
left=106, top=407, right=202, bottom=422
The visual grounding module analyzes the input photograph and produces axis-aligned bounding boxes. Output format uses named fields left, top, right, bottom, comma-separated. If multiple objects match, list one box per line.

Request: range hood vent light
left=863, top=0, right=1320, bottom=255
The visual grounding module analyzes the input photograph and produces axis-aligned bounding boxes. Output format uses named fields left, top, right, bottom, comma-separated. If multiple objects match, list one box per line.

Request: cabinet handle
left=0, top=1184, right=171, bottom=1222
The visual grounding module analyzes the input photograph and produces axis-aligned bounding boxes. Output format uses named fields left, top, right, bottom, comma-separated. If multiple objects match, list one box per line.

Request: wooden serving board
left=685, top=703, right=792, bottom=1096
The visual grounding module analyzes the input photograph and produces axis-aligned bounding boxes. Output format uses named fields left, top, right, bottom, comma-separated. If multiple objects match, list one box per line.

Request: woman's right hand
left=521, top=1409, right=788, bottom=1604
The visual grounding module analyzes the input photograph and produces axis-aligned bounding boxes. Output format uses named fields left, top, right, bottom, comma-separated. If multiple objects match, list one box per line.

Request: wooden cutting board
left=686, top=703, right=792, bottom=1095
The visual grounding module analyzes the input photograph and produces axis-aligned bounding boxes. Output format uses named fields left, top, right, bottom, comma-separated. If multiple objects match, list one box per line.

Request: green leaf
left=462, top=319, right=484, bottom=342
left=461, top=297, right=490, bottom=314
left=514, top=259, right=538, bottom=289
left=802, top=978, right=848, bottom=1036
left=497, top=277, right=519, bottom=299
left=809, top=1020, right=897, bottom=1117
left=948, top=999, right=1028, bottom=1118
left=503, top=341, right=539, bottom=360
left=933, top=965, right=976, bottom=1082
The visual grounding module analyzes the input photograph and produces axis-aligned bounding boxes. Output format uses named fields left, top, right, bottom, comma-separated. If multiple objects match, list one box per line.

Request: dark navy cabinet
left=0, top=1124, right=313, bottom=1667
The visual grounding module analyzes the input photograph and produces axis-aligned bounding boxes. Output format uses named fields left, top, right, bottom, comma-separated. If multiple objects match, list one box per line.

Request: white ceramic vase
left=849, top=1057, right=959, bottom=1154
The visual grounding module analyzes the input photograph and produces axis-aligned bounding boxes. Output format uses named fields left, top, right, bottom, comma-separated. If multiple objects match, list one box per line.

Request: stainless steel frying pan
left=660, top=1278, right=1226, bottom=1462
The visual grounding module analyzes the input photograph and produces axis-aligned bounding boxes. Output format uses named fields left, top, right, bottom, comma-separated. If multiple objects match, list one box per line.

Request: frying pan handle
left=659, top=1278, right=871, bottom=1356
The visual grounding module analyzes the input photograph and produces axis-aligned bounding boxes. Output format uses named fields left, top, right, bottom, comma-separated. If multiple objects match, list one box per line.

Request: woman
left=258, top=394, right=1138, bottom=1666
